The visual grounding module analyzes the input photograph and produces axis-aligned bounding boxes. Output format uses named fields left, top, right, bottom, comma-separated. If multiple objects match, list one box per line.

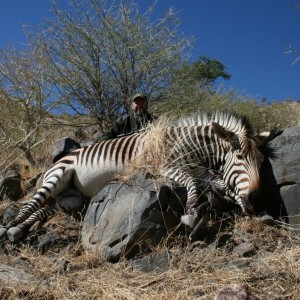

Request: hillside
left=0, top=101, right=300, bottom=299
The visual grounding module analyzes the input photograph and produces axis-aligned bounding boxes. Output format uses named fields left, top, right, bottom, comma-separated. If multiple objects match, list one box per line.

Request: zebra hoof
left=0, top=228, right=8, bottom=239
left=181, top=214, right=196, bottom=228
left=7, top=227, right=24, bottom=242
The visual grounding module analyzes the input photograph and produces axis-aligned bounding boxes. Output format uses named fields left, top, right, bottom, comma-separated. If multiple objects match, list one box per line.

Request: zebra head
left=212, top=121, right=266, bottom=214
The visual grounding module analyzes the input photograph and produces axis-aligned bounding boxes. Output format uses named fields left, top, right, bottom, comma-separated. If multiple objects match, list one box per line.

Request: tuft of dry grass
left=118, top=115, right=176, bottom=185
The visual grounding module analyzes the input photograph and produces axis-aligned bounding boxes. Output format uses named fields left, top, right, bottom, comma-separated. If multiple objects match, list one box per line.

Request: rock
left=219, top=258, right=252, bottom=270
left=52, top=137, right=81, bottom=163
left=260, top=127, right=300, bottom=230
left=258, top=214, right=274, bottom=226
left=214, top=284, right=255, bottom=300
left=132, top=250, right=171, bottom=273
left=209, top=233, right=232, bottom=250
left=1, top=203, right=19, bottom=225
left=233, top=242, right=255, bottom=257
left=53, top=258, right=69, bottom=274
left=232, top=229, right=250, bottom=244
left=37, top=232, right=62, bottom=253
left=56, top=188, right=86, bottom=216
left=0, top=263, right=38, bottom=287
left=0, top=169, right=22, bottom=201
left=81, top=174, right=186, bottom=262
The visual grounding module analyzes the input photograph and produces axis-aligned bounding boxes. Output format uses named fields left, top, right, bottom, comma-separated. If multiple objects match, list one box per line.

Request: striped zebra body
left=0, top=111, right=271, bottom=242
left=7, top=133, right=147, bottom=233
left=57, top=133, right=146, bottom=197
left=163, top=123, right=260, bottom=216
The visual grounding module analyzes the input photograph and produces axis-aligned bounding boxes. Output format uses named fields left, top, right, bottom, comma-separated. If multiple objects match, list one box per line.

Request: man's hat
left=132, top=93, right=147, bottom=102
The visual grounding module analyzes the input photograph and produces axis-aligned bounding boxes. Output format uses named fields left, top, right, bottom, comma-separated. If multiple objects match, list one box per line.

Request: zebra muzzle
left=240, top=195, right=255, bottom=215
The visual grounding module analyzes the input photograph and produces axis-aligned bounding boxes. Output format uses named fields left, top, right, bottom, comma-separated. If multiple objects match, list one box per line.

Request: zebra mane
left=172, top=111, right=253, bottom=137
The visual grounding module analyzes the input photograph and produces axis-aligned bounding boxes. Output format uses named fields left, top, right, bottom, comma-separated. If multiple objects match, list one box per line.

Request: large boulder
left=81, top=174, right=186, bottom=262
left=260, top=127, right=300, bottom=229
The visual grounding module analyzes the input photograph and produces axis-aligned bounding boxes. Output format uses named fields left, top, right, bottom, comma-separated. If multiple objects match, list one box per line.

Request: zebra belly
left=73, top=165, right=121, bottom=198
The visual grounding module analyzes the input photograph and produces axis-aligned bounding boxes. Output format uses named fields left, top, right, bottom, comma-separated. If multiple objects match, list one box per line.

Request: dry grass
left=1, top=217, right=300, bottom=300
left=118, top=116, right=175, bottom=184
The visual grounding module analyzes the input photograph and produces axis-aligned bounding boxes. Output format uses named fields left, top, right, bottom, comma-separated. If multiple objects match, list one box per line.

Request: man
left=93, top=93, right=157, bottom=142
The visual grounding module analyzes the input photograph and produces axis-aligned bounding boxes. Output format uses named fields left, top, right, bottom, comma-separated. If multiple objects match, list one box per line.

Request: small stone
left=214, top=283, right=250, bottom=300
left=232, top=229, right=250, bottom=244
left=217, top=258, right=252, bottom=270
left=259, top=214, right=275, bottom=226
left=233, top=242, right=255, bottom=257
left=132, top=250, right=171, bottom=273
left=53, top=258, right=69, bottom=274
left=38, top=232, right=61, bottom=253
left=209, top=233, right=232, bottom=249
left=56, top=188, right=85, bottom=214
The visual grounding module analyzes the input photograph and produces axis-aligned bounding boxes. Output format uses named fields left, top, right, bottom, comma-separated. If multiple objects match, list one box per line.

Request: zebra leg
left=7, top=204, right=61, bottom=242
left=189, top=213, right=210, bottom=241
left=1, top=166, right=73, bottom=241
left=164, top=168, right=201, bottom=228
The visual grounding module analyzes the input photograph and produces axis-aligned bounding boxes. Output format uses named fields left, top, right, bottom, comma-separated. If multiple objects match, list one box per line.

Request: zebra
left=0, top=111, right=273, bottom=242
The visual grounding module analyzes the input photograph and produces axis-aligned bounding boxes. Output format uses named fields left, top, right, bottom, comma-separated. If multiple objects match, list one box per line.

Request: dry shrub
left=0, top=119, right=76, bottom=174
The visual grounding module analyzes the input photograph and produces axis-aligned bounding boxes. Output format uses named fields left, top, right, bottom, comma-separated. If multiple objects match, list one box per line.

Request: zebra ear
left=211, top=122, right=236, bottom=143
left=254, top=128, right=283, bottom=147
left=254, top=128, right=283, bottom=159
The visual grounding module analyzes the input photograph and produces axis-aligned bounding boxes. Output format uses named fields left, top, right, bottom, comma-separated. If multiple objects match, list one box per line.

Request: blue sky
left=0, top=0, right=299, bottom=102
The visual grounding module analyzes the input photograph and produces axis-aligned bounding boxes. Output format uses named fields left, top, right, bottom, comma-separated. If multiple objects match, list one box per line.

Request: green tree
left=154, top=55, right=231, bottom=117
left=178, top=55, right=231, bottom=86
left=31, top=0, right=192, bottom=130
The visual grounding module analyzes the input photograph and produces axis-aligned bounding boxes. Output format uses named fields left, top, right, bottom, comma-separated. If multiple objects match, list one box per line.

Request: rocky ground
left=0, top=203, right=300, bottom=300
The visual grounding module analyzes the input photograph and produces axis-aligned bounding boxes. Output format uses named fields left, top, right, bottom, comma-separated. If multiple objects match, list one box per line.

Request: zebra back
left=173, top=111, right=254, bottom=155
